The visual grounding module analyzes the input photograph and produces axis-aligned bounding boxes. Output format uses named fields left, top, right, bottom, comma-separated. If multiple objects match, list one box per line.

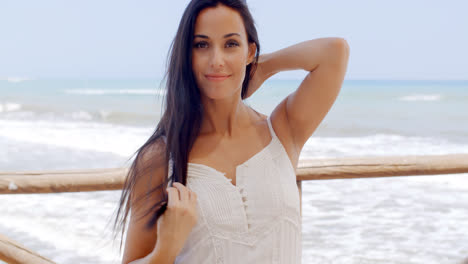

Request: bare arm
left=127, top=247, right=176, bottom=264
left=257, top=37, right=350, bottom=153
left=121, top=141, right=178, bottom=264
left=263, top=38, right=341, bottom=74
left=127, top=246, right=177, bottom=264
left=122, top=140, right=199, bottom=264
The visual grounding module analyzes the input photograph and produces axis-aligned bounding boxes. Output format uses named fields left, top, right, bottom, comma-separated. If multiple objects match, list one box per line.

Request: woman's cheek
left=235, top=64, right=247, bottom=83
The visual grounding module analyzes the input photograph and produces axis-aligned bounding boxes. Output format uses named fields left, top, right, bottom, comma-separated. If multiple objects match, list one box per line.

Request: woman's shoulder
left=141, top=137, right=167, bottom=163
left=133, top=137, right=167, bottom=176
left=248, top=105, right=268, bottom=120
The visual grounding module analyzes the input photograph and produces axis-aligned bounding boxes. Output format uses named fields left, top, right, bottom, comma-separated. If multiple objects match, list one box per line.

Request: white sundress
left=167, top=115, right=302, bottom=264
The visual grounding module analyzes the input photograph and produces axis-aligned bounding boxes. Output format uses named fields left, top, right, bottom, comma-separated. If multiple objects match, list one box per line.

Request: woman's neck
left=199, top=97, right=252, bottom=137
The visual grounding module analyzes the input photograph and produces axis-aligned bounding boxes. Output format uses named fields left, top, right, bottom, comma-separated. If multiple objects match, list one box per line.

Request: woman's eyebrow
left=194, top=33, right=240, bottom=39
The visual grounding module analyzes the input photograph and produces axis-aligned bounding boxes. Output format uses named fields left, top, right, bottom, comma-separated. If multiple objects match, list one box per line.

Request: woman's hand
left=245, top=54, right=271, bottom=99
left=154, top=182, right=199, bottom=259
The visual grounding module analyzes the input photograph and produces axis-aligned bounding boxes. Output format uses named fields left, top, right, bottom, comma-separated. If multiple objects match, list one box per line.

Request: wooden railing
left=1, top=153, right=468, bottom=263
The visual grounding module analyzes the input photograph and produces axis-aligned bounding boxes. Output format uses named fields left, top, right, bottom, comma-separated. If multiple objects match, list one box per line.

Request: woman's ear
left=247, top=42, right=257, bottom=65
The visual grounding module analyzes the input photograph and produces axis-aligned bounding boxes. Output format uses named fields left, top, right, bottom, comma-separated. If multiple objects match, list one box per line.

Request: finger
left=186, top=189, right=192, bottom=200
left=189, top=189, right=197, bottom=201
left=166, top=187, right=179, bottom=208
left=173, top=182, right=189, bottom=201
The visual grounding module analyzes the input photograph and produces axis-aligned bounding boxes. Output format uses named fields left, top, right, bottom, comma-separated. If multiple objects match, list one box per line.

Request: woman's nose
left=210, top=47, right=225, bottom=68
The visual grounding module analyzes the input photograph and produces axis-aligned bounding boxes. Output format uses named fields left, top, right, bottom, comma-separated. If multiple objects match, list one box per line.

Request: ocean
left=1, top=78, right=467, bottom=263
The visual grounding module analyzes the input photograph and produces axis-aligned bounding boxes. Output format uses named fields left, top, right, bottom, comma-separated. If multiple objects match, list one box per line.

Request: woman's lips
left=205, top=75, right=230, bottom=81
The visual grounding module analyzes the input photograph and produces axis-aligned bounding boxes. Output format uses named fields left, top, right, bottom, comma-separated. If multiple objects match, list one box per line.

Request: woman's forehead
left=194, top=5, right=246, bottom=39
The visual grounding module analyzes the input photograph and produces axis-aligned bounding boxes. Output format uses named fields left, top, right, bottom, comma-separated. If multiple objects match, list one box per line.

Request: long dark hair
left=111, top=0, right=260, bottom=254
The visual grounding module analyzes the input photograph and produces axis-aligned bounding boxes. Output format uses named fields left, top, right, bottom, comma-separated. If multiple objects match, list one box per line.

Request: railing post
left=0, top=233, right=56, bottom=264
left=297, top=180, right=302, bottom=217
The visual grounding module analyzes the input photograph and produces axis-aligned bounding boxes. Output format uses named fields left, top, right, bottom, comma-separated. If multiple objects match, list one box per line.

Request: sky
left=0, top=0, right=467, bottom=80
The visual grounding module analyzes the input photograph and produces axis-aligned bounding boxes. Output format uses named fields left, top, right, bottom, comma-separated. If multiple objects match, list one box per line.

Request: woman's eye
left=193, top=41, right=239, bottom=49
left=226, top=41, right=239, bottom=48
left=194, top=42, right=208, bottom=49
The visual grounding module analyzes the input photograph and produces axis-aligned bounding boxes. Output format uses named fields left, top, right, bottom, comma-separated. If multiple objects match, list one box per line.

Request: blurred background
left=1, top=0, right=467, bottom=263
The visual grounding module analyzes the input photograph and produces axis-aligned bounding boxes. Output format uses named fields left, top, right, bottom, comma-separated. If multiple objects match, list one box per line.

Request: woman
left=113, top=0, right=349, bottom=263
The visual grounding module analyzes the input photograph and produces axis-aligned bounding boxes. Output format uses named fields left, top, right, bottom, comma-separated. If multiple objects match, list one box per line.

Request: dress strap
left=160, top=135, right=173, bottom=182
left=167, top=157, right=174, bottom=181
left=266, top=116, right=278, bottom=141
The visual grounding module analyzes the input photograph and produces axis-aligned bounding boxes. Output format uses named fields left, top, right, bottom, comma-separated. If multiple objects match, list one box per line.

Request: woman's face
left=192, top=4, right=256, bottom=100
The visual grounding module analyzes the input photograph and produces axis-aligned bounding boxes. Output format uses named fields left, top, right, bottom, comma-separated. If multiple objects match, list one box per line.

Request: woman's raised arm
left=249, top=37, right=350, bottom=155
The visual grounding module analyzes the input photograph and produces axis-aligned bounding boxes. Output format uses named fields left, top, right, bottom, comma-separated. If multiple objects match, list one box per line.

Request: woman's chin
left=202, top=90, right=238, bottom=101
left=199, top=84, right=242, bottom=101
left=205, top=94, right=230, bottom=100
